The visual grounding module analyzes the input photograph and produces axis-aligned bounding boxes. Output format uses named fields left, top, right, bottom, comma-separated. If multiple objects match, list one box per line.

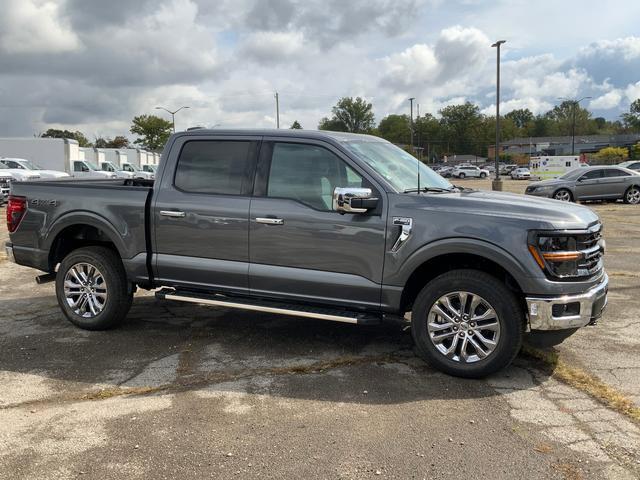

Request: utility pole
left=491, top=40, right=506, bottom=191
left=558, top=96, right=591, bottom=155
left=155, top=106, right=190, bottom=133
left=274, top=92, right=280, bottom=129
left=408, top=97, right=415, bottom=154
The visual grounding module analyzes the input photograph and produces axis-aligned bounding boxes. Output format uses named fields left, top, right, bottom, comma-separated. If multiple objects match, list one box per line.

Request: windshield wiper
left=403, top=186, right=457, bottom=194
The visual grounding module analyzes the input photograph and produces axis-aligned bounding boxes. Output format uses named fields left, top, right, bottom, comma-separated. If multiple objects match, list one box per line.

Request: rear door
left=600, top=168, right=632, bottom=198
left=152, top=135, right=260, bottom=294
left=248, top=139, right=387, bottom=309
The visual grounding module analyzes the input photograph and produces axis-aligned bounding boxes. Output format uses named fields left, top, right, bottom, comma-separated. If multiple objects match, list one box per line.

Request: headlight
left=528, top=229, right=604, bottom=279
left=536, top=185, right=553, bottom=191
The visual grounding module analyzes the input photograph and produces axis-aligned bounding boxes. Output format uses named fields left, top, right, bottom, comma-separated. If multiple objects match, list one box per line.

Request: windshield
left=19, top=159, right=43, bottom=170
left=342, top=140, right=453, bottom=192
left=559, top=168, right=587, bottom=180
left=125, top=163, right=140, bottom=171
left=84, top=162, right=98, bottom=171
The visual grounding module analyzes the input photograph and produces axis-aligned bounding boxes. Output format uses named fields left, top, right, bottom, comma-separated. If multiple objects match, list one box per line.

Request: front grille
left=576, top=224, right=604, bottom=277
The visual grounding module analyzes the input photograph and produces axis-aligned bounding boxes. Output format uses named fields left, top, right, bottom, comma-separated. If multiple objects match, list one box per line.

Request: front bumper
left=526, top=273, right=608, bottom=331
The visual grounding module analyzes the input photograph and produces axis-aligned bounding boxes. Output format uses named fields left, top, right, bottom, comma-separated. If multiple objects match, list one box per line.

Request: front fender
left=385, top=237, right=536, bottom=291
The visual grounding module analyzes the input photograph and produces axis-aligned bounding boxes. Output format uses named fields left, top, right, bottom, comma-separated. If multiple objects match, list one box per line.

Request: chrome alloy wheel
left=554, top=190, right=571, bottom=201
left=63, top=262, right=108, bottom=318
left=427, top=291, right=501, bottom=363
left=626, top=187, right=640, bottom=204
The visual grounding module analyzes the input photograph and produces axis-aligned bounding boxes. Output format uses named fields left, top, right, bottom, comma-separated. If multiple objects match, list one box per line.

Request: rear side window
left=603, top=169, right=630, bottom=178
left=175, top=140, right=256, bottom=195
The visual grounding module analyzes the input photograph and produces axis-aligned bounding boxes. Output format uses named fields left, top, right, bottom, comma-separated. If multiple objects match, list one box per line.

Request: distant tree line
left=318, top=97, right=640, bottom=161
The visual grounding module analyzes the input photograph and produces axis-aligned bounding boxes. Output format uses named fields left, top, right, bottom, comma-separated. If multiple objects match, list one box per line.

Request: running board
left=155, top=288, right=381, bottom=325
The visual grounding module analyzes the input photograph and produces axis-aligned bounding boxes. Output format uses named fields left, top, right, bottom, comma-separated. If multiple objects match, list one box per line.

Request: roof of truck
left=177, top=128, right=383, bottom=142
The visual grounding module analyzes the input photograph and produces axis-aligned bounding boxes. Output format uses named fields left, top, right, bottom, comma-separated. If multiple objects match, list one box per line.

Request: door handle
left=256, top=217, right=284, bottom=225
left=160, top=210, right=186, bottom=218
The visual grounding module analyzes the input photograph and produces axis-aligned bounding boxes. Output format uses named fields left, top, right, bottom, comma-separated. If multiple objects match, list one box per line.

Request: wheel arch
left=45, top=213, right=126, bottom=270
left=396, top=241, right=529, bottom=314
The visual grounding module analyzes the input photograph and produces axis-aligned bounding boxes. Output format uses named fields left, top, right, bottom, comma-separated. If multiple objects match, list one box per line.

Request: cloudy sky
left=1, top=0, right=639, bottom=139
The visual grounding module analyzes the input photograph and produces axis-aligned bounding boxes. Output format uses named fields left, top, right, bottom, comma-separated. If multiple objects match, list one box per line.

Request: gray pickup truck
left=5, top=129, right=608, bottom=377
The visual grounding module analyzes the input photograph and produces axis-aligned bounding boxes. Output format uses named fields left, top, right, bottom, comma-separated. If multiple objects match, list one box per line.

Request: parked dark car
left=526, top=166, right=640, bottom=204
left=6, top=129, right=608, bottom=378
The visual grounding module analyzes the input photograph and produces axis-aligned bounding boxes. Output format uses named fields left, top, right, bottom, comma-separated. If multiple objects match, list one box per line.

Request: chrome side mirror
left=333, top=187, right=377, bottom=214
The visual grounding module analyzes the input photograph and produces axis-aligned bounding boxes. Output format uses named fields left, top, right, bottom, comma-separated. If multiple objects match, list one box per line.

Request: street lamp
left=491, top=40, right=506, bottom=191
left=557, top=96, right=592, bottom=155
left=155, top=106, right=190, bottom=133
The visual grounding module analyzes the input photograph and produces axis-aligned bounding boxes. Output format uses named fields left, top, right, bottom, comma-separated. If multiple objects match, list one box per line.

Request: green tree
left=377, top=114, right=411, bottom=144
left=289, top=120, right=303, bottom=129
left=621, top=99, right=640, bottom=131
left=94, top=136, right=130, bottom=149
left=546, top=101, right=592, bottom=136
left=318, top=97, right=375, bottom=133
left=505, top=108, right=534, bottom=129
left=130, top=115, right=173, bottom=151
left=41, top=128, right=92, bottom=147
left=439, top=102, right=483, bottom=154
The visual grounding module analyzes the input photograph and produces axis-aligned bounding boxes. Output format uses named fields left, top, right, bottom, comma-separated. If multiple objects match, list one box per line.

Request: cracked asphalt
left=1, top=179, right=639, bottom=479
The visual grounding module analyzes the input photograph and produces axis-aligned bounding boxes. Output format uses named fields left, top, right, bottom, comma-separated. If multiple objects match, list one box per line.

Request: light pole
left=155, top=106, right=190, bottom=133
left=274, top=92, right=280, bottom=128
left=408, top=97, right=415, bottom=154
left=557, top=96, right=591, bottom=155
left=491, top=40, right=506, bottom=190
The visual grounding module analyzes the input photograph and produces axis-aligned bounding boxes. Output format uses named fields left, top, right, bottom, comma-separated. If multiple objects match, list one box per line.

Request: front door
left=249, top=139, right=387, bottom=309
left=153, top=136, right=260, bottom=294
left=575, top=169, right=604, bottom=199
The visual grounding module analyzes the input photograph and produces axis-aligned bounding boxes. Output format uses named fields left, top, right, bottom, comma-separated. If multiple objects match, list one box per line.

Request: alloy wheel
left=63, top=262, right=108, bottom=318
left=554, top=190, right=571, bottom=201
left=627, top=187, right=640, bottom=204
left=427, top=291, right=501, bottom=363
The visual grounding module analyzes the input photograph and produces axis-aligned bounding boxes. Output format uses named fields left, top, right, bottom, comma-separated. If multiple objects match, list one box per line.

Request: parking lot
left=1, top=179, right=639, bottom=479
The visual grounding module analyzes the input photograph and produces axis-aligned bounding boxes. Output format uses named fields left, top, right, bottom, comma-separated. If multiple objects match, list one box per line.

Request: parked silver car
left=525, top=166, right=640, bottom=204
left=618, top=160, right=640, bottom=172
left=511, top=167, right=531, bottom=180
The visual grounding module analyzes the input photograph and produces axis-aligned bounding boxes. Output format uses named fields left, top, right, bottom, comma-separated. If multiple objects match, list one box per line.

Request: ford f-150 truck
left=5, top=129, right=608, bottom=377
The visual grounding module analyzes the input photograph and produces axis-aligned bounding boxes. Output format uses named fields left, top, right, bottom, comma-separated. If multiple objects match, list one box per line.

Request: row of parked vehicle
left=0, top=156, right=158, bottom=204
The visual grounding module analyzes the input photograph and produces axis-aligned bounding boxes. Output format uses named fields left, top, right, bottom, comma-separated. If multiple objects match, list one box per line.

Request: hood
left=528, top=178, right=566, bottom=188
left=0, top=169, right=41, bottom=181
left=35, top=170, right=70, bottom=178
left=397, top=189, right=599, bottom=230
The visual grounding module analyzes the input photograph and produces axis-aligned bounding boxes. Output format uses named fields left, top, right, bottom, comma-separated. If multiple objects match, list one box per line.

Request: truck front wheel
left=411, top=269, right=524, bottom=378
left=55, top=246, right=133, bottom=330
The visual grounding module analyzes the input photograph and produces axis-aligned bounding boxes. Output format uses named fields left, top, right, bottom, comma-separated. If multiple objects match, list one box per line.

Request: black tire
left=411, top=269, right=524, bottom=378
left=480, top=172, right=487, bottom=179
left=623, top=185, right=640, bottom=204
left=459, top=172, right=466, bottom=179
left=55, top=246, right=133, bottom=330
left=553, top=188, right=573, bottom=202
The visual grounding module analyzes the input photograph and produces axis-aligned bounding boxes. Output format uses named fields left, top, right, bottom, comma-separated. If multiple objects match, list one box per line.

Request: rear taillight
left=7, top=195, right=27, bottom=233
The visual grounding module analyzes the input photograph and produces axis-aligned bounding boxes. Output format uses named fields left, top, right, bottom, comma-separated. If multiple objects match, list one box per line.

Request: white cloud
left=0, top=0, right=80, bottom=54
left=589, top=90, right=623, bottom=110
left=240, top=31, right=307, bottom=64
left=625, top=81, right=640, bottom=103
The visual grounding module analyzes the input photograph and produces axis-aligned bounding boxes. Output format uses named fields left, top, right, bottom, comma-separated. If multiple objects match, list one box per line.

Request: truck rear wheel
left=411, top=269, right=524, bottom=378
left=55, top=246, right=132, bottom=330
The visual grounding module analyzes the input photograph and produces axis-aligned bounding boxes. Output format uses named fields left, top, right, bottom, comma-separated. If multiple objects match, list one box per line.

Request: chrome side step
left=155, top=288, right=381, bottom=325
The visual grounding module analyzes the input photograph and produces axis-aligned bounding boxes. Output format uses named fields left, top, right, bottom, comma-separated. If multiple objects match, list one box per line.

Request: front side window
left=74, top=161, right=88, bottom=172
left=580, top=170, right=603, bottom=181
left=267, top=143, right=363, bottom=211
left=175, top=140, right=255, bottom=195
left=5, top=160, right=23, bottom=169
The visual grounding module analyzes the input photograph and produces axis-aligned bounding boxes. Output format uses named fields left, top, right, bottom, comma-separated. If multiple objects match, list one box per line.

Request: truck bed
left=8, top=178, right=154, bottom=279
